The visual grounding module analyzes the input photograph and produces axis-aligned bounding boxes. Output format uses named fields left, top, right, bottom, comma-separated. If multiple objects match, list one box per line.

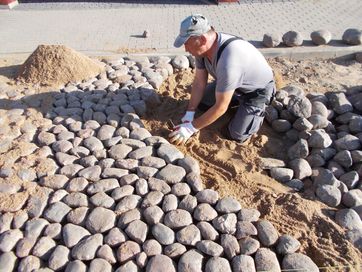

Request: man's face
left=184, top=36, right=205, bottom=57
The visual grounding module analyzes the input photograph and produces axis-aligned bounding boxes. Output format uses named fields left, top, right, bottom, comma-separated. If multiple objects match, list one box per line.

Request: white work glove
left=181, top=111, right=195, bottom=123
left=169, top=122, right=198, bottom=145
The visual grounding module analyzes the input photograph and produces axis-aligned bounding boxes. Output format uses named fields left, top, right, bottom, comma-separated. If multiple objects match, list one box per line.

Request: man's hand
left=181, top=111, right=195, bottom=123
left=169, top=122, right=198, bottom=145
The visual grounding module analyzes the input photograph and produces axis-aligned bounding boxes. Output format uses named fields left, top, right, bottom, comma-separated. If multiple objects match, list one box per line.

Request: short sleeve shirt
left=195, top=32, right=273, bottom=94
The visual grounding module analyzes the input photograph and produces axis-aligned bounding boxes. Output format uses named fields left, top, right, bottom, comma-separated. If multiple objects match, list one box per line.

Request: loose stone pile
left=0, top=56, right=320, bottom=271
left=262, top=28, right=362, bottom=47
left=265, top=84, right=362, bottom=248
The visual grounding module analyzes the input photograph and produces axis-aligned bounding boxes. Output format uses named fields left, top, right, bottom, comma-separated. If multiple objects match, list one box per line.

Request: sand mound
left=16, top=45, right=104, bottom=87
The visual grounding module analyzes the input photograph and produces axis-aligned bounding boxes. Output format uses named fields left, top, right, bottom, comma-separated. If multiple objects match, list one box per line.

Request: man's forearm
left=187, top=81, right=207, bottom=111
left=192, top=105, right=227, bottom=130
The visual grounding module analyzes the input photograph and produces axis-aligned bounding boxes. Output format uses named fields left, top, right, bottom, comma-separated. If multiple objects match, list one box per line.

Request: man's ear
left=199, top=34, right=208, bottom=45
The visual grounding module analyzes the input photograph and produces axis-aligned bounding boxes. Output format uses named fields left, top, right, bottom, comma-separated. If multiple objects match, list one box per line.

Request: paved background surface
left=0, top=0, right=362, bottom=56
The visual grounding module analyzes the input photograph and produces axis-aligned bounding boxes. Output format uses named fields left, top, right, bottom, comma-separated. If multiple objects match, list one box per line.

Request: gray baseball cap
left=174, top=14, right=211, bottom=48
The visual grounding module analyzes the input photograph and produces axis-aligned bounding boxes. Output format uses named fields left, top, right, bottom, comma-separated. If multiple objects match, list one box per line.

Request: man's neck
left=205, top=32, right=218, bottom=62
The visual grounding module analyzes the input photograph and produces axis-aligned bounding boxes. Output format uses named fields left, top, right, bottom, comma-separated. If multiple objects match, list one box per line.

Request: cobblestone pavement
left=0, top=0, right=361, bottom=54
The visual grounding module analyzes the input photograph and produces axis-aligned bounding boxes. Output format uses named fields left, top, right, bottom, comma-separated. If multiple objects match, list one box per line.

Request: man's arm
left=192, top=90, right=234, bottom=129
left=187, top=68, right=208, bottom=111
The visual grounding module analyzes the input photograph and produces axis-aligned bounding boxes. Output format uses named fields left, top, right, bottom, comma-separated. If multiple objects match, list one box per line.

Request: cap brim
left=173, top=35, right=190, bottom=48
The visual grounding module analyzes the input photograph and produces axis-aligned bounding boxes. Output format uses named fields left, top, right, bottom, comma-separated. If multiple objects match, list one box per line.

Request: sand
left=16, top=45, right=104, bottom=88
left=143, top=58, right=362, bottom=270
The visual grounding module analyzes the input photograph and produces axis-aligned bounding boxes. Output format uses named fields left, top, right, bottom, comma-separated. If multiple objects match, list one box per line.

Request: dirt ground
left=142, top=57, right=362, bottom=270
left=0, top=55, right=361, bottom=270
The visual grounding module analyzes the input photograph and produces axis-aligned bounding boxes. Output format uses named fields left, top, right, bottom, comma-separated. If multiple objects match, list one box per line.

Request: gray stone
left=24, top=218, right=49, bottom=239
left=162, top=194, right=179, bottom=212
left=238, top=209, right=261, bottom=223
left=115, top=158, right=139, bottom=170
left=71, top=233, right=103, bottom=261
left=271, top=119, right=292, bottom=132
left=334, top=134, right=361, bottom=151
left=97, top=244, right=117, bottom=264
left=176, top=224, right=201, bottom=246
left=220, top=234, right=240, bottom=259
left=255, top=248, right=281, bottom=272
left=67, top=177, right=89, bottom=192
left=63, top=223, right=91, bottom=248
left=172, top=55, right=190, bottom=69
left=288, top=96, right=312, bottom=118
left=316, top=184, right=341, bottom=207
left=104, top=228, right=127, bottom=247
left=288, top=139, right=309, bottom=160
left=86, top=207, right=115, bottom=233
left=111, top=185, right=134, bottom=201
left=44, top=223, right=62, bottom=239
left=32, top=236, right=56, bottom=260
left=0, top=251, right=17, bottom=271
left=63, top=192, right=88, bottom=208
left=118, top=174, right=138, bottom=186
left=90, top=192, right=115, bottom=208
left=128, top=146, right=153, bottom=160
left=89, top=258, right=112, bottom=272
left=178, top=195, right=197, bottom=213
left=141, top=191, right=164, bottom=208
left=232, top=255, right=256, bottom=272
left=0, top=229, right=23, bottom=252
left=146, top=254, right=176, bottom=272
left=83, top=136, right=104, bottom=152
left=118, top=208, right=141, bottom=228
left=101, top=168, right=129, bottom=179
left=327, top=91, right=353, bottom=114
left=137, top=166, right=158, bottom=179
left=87, top=178, right=119, bottom=194
left=196, top=189, right=219, bottom=205
left=289, top=158, right=312, bottom=180
left=236, top=221, right=257, bottom=239
left=178, top=249, right=204, bottom=272
left=125, top=219, right=148, bottom=243
left=78, top=165, right=102, bottom=182
left=98, top=158, right=115, bottom=169
left=142, top=156, right=166, bottom=169
left=97, top=125, right=116, bottom=141
left=256, top=220, right=279, bottom=246
left=52, top=140, right=73, bottom=153
left=40, top=175, right=68, bottom=189
left=48, top=245, right=70, bottom=270
left=262, top=33, right=282, bottom=47
left=177, top=156, right=200, bottom=175
left=130, top=127, right=152, bottom=140
left=197, top=240, right=223, bottom=257
left=115, top=195, right=142, bottom=214
left=37, top=131, right=56, bottom=146
left=259, top=158, right=286, bottom=170
left=157, top=143, right=184, bottom=163
left=285, top=179, right=304, bottom=191
left=308, top=129, right=332, bottom=148
left=282, top=30, right=303, bottom=46
left=311, top=29, right=332, bottom=45
left=143, top=205, right=164, bottom=225
left=333, top=150, right=353, bottom=168
left=67, top=207, right=89, bottom=226
left=186, top=172, right=204, bottom=192
left=79, top=156, right=97, bottom=167
left=143, top=239, right=162, bottom=256
left=12, top=211, right=28, bottom=229
left=65, top=260, right=87, bottom=272
left=109, top=144, right=133, bottom=160
left=205, top=257, right=232, bottom=272
left=193, top=203, right=218, bottom=221
left=276, top=235, right=301, bottom=255
left=18, top=255, right=41, bottom=272
left=335, top=208, right=362, bottom=230
left=212, top=213, right=237, bottom=234
left=152, top=223, right=175, bottom=245
left=164, top=209, right=193, bottom=229
left=342, top=189, right=362, bottom=207
left=121, top=138, right=146, bottom=149
left=27, top=195, right=49, bottom=218
left=346, top=228, right=362, bottom=250
left=171, top=183, right=191, bottom=197
left=282, top=253, right=319, bottom=272
left=342, top=28, right=362, bottom=45
left=148, top=177, right=171, bottom=194
left=164, top=243, right=187, bottom=258
left=116, top=240, right=141, bottom=263
left=156, top=164, right=186, bottom=184
left=308, top=114, right=329, bottom=129
left=44, top=202, right=72, bottom=223
left=340, top=171, right=359, bottom=189
left=215, top=197, right=241, bottom=213
left=270, top=167, right=294, bottom=183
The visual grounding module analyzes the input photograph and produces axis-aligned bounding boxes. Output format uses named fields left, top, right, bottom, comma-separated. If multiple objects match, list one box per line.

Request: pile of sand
left=16, top=45, right=104, bottom=87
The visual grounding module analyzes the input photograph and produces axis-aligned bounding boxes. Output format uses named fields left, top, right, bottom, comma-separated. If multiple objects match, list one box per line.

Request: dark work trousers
left=198, top=81, right=276, bottom=143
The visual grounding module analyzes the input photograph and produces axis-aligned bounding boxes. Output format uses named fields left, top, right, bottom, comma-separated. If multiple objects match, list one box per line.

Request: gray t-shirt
left=196, top=32, right=273, bottom=94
